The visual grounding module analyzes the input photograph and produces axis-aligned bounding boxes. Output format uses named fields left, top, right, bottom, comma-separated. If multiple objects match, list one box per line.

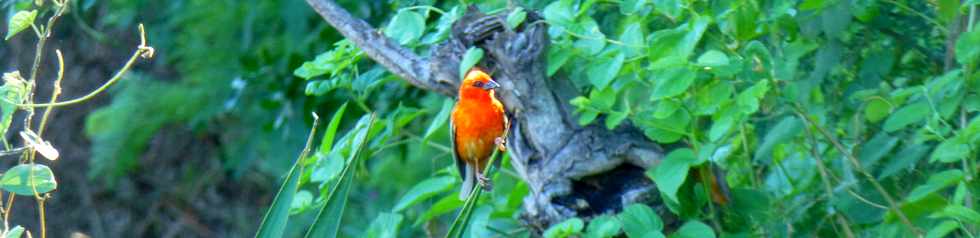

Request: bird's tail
left=459, top=165, right=475, bottom=200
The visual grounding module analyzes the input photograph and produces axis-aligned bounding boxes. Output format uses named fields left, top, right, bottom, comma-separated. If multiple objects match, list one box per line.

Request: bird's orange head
left=458, top=68, right=499, bottom=100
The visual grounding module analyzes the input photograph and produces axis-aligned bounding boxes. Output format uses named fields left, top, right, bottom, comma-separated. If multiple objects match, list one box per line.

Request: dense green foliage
left=279, top=0, right=980, bottom=237
left=6, top=0, right=978, bottom=237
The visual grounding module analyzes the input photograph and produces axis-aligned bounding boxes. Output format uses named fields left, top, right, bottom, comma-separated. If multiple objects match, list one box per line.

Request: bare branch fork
left=305, top=0, right=665, bottom=230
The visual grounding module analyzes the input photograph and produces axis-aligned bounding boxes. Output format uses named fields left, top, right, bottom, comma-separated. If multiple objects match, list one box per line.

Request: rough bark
left=306, top=0, right=668, bottom=231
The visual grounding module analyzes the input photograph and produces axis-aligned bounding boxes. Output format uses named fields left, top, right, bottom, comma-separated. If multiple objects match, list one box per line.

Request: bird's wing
left=450, top=115, right=466, bottom=180
left=450, top=109, right=475, bottom=200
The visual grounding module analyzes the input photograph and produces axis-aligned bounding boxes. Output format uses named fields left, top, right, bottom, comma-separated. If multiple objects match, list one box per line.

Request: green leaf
left=578, top=109, right=601, bottom=126
left=423, top=99, right=454, bottom=142
left=887, top=194, right=947, bottom=224
left=385, top=10, right=426, bottom=45
left=605, top=111, right=629, bottom=130
left=548, top=42, right=573, bottom=76
left=506, top=7, right=527, bottom=30
left=933, top=205, right=980, bottom=224
left=294, top=40, right=361, bottom=80
left=0, top=164, right=57, bottom=196
left=571, top=18, right=607, bottom=55
left=588, top=53, right=626, bottom=90
left=459, top=47, right=485, bottom=80
left=693, top=81, right=732, bottom=115
left=668, top=220, right=715, bottom=238
left=543, top=218, right=585, bottom=238
left=620, top=0, right=645, bottom=15
left=590, top=87, right=618, bottom=110
left=646, top=29, right=688, bottom=68
left=708, top=108, right=735, bottom=141
left=966, top=94, right=980, bottom=112
left=647, top=15, right=709, bottom=69
left=819, top=2, right=852, bottom=38
left=878, top=145, right=929, bottom=179
left=652, top=0, right=683, bottom=19
left=5, top=10, right=37, bottom=40
left=773, top=40, right=818, bottom=82
left=858, top=132, right=898, bottom=169
left=289, top=190, right=314, bottom=214
left=393, top=176, right=456, bottom=212
left=584, top=215, right=622, bottom=238
left=506, top=180, right=530, bottom=210
left=635, top=109, right=690, bottom=143
left=722, top=3, right=762, bottom=40
left=415, top=193, right=464, bottom=226
left=648, top=148, right=695, bottom=203
left=619, top=22, right=645, bottom=57
left=925, top=220, right=959, bottom=238
left=731, top=188, right=770, bottom=218
left=654, top=100, right=680, bottom=119
left=864, top=98, right=892, bottom=123
left=255, top=113, right=322, bottom=238
left=4, top=226, right=24, bottom=238
left=319, top=103, right=349, bottom=153
left=883, top=102, right=929, bottom=132
left=906, top=169, right=964, bottom=202
left=696, top=50, right=730, bottom=68
left=305, top=114, right=376, bottom=238
left=650, top=67, right=696, bottom=100
left=735, top=80, right=769, bottom=114
left=543, top=0, right=576, bottom=28
left=365, top=212, right=404, bottom=238
left=1, top=72, right=28, bottom=137
left=956, top=27, right=980, bottom=64
left=954, top=182, right=968, bottom=205
left=617, top=204, right=664, bottom=238
left=422, top=6, right=460, bottom=44
left=754, top=117, right=802, bottom=163
left=930, top=137, right=970, bottom=163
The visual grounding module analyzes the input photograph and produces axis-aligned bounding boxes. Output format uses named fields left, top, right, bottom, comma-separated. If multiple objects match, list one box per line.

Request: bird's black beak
left=482, top=80, right=500, bottom=90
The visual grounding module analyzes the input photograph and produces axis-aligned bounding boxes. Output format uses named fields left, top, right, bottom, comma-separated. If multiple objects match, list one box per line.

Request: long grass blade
left=255, top=112, right=321, bottom=238
left=305, top=113, right=377, bottom=238
left=443, top=149, right=501, bottom=238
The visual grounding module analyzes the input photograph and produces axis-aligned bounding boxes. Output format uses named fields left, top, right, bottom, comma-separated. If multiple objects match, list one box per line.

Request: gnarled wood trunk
left=305, top=0, right=670, bottom=231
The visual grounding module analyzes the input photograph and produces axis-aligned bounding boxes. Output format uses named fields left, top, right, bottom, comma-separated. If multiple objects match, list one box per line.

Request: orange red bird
left=450, top=68, right=508, bottom=200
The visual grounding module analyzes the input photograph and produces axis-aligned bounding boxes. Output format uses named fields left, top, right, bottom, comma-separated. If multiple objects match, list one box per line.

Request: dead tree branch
left=305, top=0, right=666, bottom=231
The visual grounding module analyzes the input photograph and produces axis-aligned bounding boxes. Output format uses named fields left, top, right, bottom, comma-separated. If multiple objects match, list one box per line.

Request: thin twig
left=834, top=215, right=856, bottom=238
left=0, top=147, right=29, bottom=157
left=36, top=50, right=64, bottom=138
left=793, top=105, right=921, bottom=236
left=798, top=111, right=856, bottom=237
left=400, top=5, right=448, bottom=16
left=17, top=24, right=154, bottom=108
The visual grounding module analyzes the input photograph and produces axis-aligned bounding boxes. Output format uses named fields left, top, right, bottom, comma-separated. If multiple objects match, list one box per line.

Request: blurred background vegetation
left=1, top=0, right=979, bottom=237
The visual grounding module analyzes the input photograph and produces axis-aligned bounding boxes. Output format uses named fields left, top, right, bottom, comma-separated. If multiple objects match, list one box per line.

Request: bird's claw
left=477, top=174, right=493, bottom=191
left=494, top=137, right=507, bottom=152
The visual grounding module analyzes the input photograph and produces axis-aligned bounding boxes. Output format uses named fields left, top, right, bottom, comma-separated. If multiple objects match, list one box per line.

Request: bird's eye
left=473, top=81, right=484, bottom=87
